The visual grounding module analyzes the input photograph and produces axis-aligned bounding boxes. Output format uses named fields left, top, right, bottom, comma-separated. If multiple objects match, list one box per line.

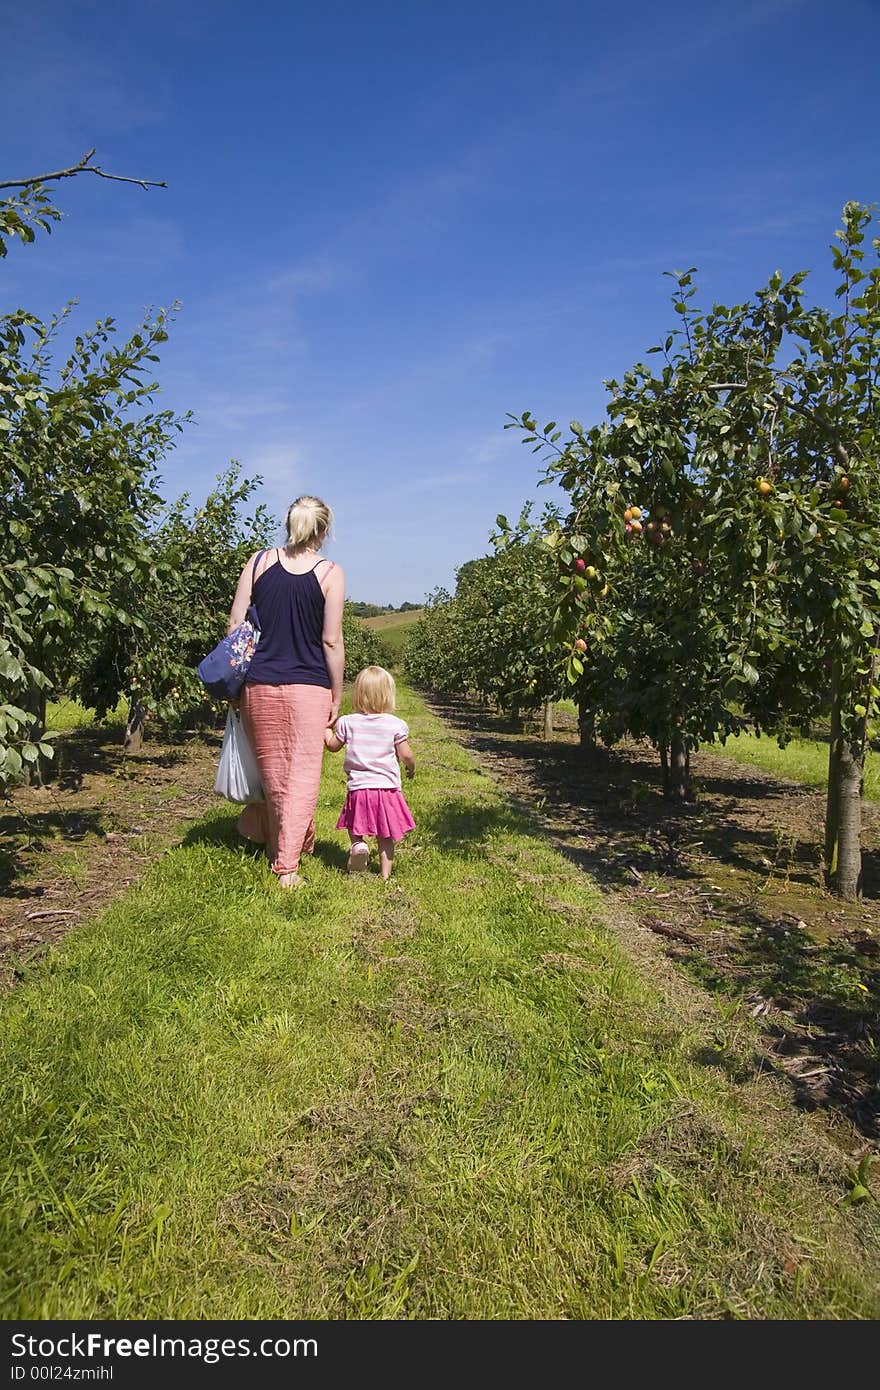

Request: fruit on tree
left=584, top=565, right=598, bottom=579
left=574, top=638, right=587, bottom=652
left=574, top=557, right=586, bottom=572
left=757, top=478, right=773, bottom=496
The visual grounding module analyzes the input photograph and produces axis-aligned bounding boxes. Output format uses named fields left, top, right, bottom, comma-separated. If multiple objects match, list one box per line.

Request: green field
left=2, top=684, right=878, bottom=1319
left=362, top=609, right=423, bottom=659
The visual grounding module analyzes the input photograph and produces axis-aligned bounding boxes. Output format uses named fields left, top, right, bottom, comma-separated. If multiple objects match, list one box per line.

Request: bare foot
left=348, top=841, right=369, bottom=873
left=277, top=872, right=305, bottom=889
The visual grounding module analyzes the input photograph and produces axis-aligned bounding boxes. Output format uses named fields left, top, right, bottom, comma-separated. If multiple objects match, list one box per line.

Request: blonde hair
left=352, top=665, right=396, bottom=714
left=285, top=495, right=333, bottom=550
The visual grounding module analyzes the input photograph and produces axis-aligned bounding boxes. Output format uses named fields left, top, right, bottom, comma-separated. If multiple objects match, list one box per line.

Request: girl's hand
left=396, top=738, right=415, bottom=780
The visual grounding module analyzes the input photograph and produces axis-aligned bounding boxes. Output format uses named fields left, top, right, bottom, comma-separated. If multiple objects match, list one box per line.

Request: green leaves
left=404, top=506, right=566, bottom=711
left=493, top=204, right=880, bottom=800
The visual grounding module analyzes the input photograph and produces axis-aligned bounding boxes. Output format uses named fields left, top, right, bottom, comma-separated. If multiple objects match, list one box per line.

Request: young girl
left=324, top=666, right=415, bottom=880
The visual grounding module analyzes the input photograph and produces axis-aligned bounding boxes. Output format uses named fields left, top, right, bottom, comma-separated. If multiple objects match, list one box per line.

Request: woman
left=229, top=495, right=345, bottom=887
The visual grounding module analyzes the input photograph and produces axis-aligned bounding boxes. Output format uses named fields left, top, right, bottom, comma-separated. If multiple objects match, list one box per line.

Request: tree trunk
left=824, top=660, right=842, bottom=877
left=824, top=658, right=864, bottom=899
left=659, top=742, right=669, bottom=795
left=507, top=701, right=524, bottom=733
left=542, top=699, right=554, bottom=741
left=667, top=732, right=690, bottom=801
left=577, top=698, right=595, bottom=752
left=835, top=738, right=863, bottom=900
left=124, top=698, right=145, bottom=754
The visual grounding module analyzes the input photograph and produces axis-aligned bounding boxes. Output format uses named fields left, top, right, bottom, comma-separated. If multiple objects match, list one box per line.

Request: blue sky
left=3, top=0, right=878, bottom=604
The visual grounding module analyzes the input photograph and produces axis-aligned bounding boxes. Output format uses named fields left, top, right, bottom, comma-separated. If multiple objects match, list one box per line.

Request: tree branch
left=0, top=149, right=166, bottom=192
left=704, top=381, right=849, bottom=464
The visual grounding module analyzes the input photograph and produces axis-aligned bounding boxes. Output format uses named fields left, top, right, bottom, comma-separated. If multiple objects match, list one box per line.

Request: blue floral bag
left=197, top=550, right=267, bottom=700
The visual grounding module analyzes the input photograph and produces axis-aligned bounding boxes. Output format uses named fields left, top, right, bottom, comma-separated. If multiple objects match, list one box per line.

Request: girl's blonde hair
left=285, top=495, right=333, bottom=550
left=352, top=665, right=396, bottom=714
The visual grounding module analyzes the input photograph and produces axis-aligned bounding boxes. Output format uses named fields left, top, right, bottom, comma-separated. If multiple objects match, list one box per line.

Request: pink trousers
left=237, top=683, right=332, bottom=876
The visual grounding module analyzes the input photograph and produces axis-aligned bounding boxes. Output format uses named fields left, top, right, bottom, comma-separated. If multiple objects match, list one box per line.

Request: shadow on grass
left=423, top=687, right=880, bottom=1140
left=431, top=695, right=876, bottom=899
left=684, top=920, right=880, bottom=1137
left=0, top=809, right=108, bottom=894
left=312, top=838, right=351, bottom=874
left=181, top=814, right=262, bottom=857
left=418, top=798, right=524, bottom=855
left=180, top=816, right=352, bottom=878
left=46, top=723, right=216, bottom=789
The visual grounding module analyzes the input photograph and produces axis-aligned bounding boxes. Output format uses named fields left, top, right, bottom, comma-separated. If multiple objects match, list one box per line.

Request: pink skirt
left=336, top=788, right=416, bottom=842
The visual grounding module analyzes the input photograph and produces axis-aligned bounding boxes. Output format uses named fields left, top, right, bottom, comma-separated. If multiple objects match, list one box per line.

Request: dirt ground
left=427, top=697, right=880, bottom=1148
left=0, top=721, right=223, bottom=990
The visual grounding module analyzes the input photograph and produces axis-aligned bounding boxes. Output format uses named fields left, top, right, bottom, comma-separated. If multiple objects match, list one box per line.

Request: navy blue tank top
left=245, top=552, right=331, bottom=688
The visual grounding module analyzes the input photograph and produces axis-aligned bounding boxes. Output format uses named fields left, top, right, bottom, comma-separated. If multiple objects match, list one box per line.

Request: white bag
left=214, top=708, right=264, bottom=803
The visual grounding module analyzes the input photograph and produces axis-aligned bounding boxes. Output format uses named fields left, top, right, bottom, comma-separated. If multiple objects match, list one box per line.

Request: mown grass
left=1, top=686, right=878, bottom=1319
left=709, top=731, right=879, bottom=803
left=554, top=702, right=878, bottom=802
left=47, top=697, right=128, bottom=733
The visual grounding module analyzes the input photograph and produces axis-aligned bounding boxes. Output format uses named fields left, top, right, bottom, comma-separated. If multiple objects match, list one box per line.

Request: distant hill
left=360, top=607, right=424, bottom=657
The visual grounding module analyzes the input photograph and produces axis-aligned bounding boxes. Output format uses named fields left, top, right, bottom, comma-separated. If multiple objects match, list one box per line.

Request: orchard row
left=404, top=204, right=880, bottom=901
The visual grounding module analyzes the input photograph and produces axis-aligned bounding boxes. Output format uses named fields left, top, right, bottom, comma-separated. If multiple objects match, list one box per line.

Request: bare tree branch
left=0, top=149, right=166, bottom=192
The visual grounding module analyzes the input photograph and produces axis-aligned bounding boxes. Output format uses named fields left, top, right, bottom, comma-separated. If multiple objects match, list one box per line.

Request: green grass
left=1, top=685, right=878, bottom=1318
left=362, top=610, right=423, bottom=660
left=553, top=703, right=878, bottom=802
left=47, top=697, right=128, bottom=733
left=708, top=731, right=879, bottom=802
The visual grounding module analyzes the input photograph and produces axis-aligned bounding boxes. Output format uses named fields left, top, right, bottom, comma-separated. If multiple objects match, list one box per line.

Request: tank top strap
left=311, top=557, right=334, bottom=572
left=251, top=547, right=272, bottom=587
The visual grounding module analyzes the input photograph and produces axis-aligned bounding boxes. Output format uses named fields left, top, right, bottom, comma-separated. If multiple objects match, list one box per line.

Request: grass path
left=1, top=686, right=879, bottom=1319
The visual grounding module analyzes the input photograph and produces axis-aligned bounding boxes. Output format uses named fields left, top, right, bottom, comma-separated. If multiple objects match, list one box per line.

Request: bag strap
left=251, top=548, right=269, bottom=596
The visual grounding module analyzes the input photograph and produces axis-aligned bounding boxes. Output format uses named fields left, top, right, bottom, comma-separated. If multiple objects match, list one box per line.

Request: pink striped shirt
left=334, top=713, right=409, bottom=791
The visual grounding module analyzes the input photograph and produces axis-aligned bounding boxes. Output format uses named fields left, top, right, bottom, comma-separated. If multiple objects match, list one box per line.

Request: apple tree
left=0, top=150, right=169, bottom=785
left=513, top=202, right=879, bottom=897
